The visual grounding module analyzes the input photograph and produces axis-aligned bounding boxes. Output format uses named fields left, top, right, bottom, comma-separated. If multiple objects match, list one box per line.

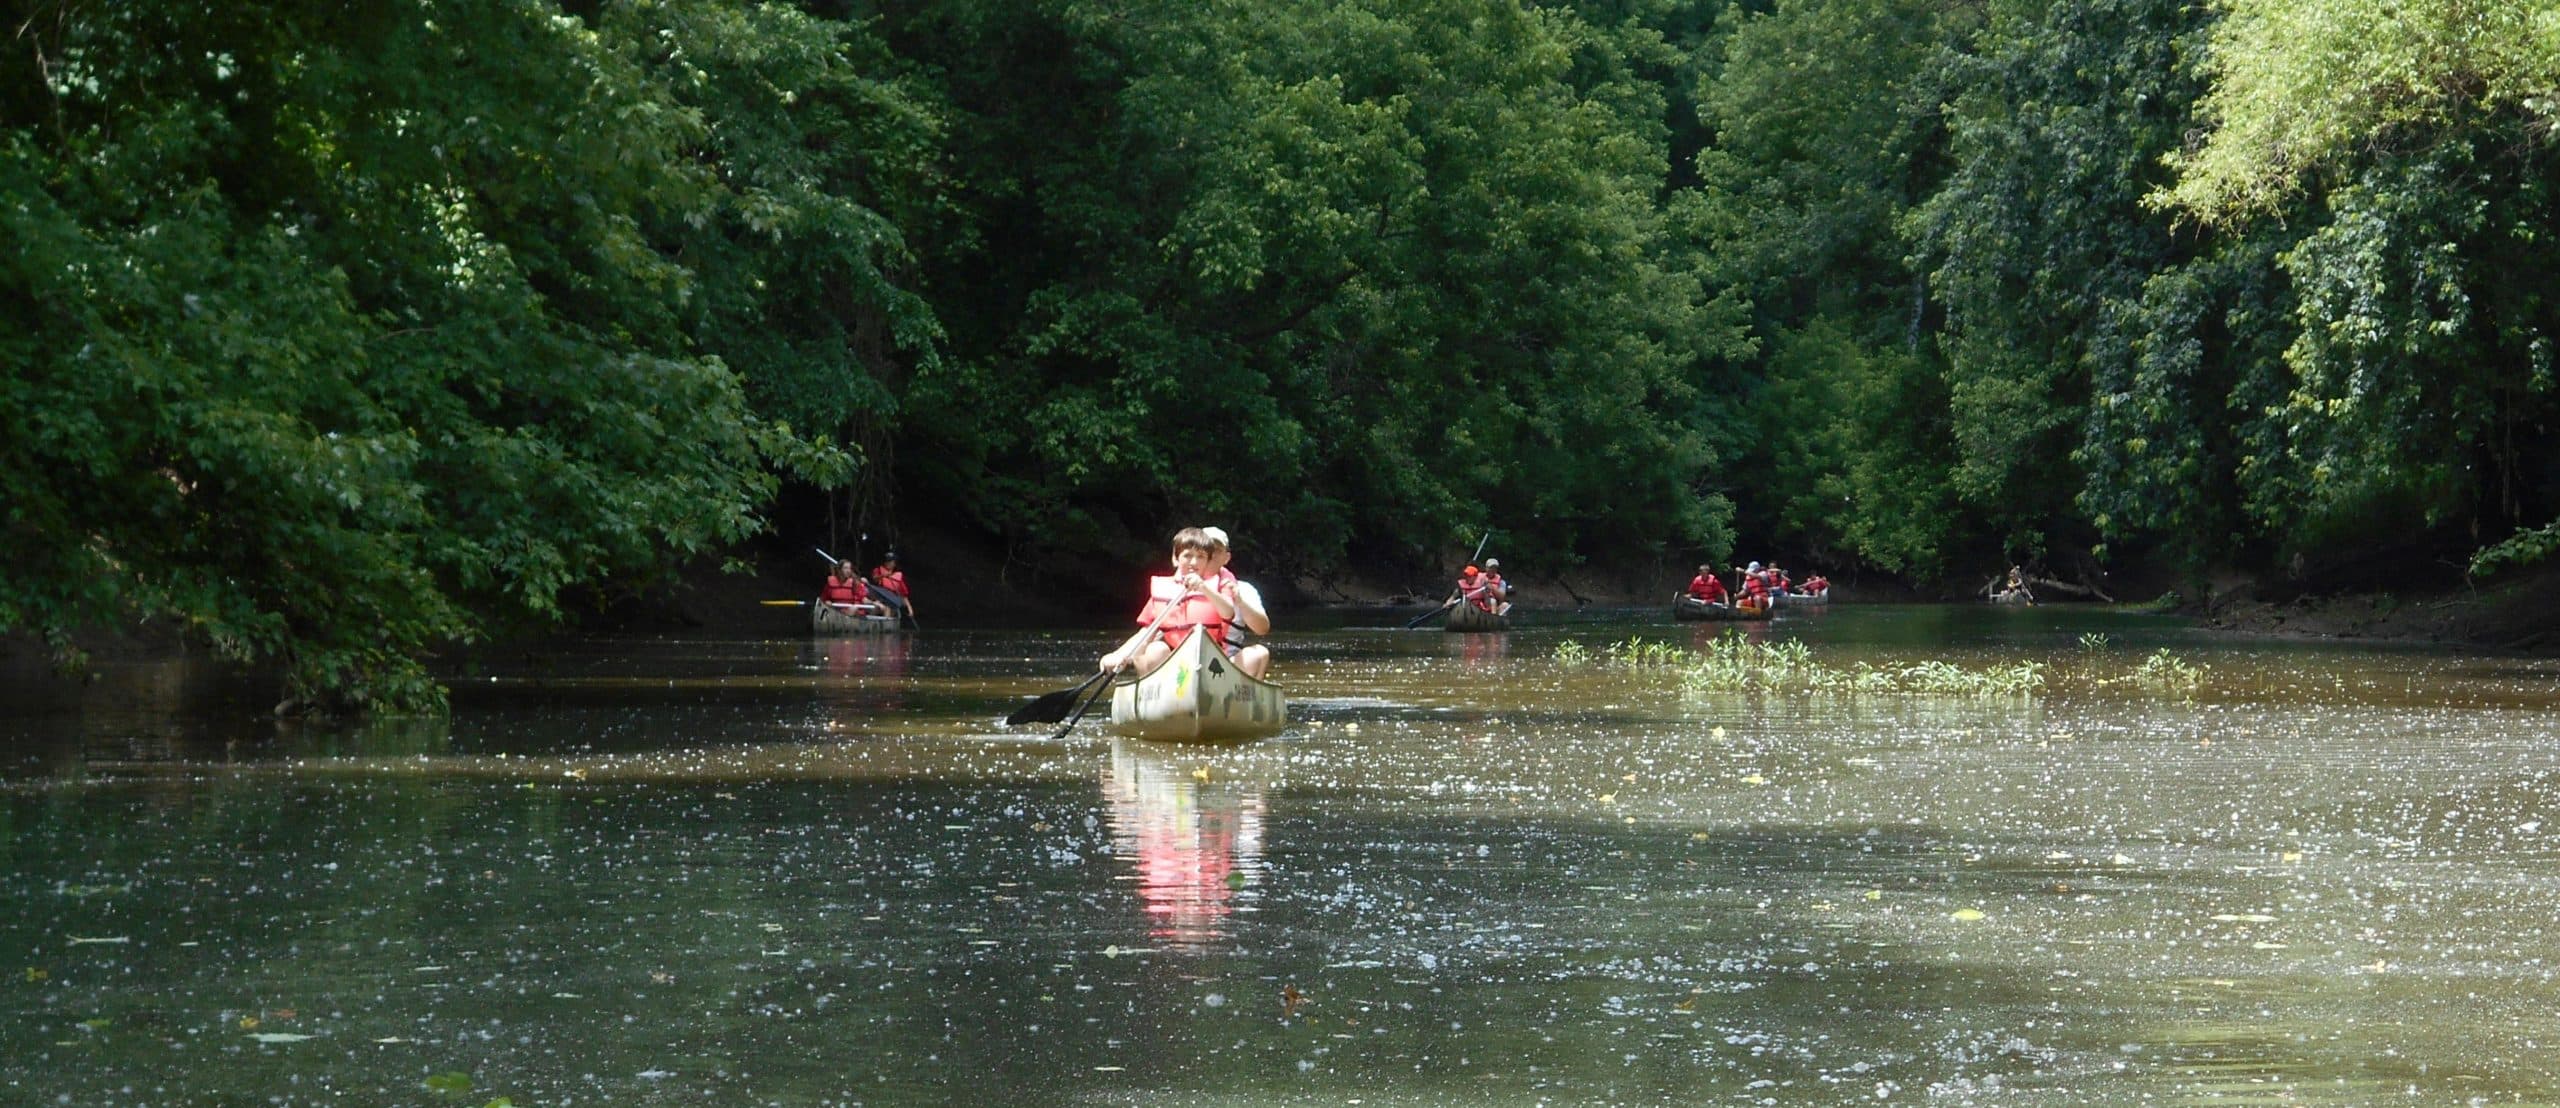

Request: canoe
left=1672, top=596, right=1771, bottom=622
left=1108, top=630, right=1287, bottom=742
left=1779, top=588, right=1830, bottom=605
left=811, top=599, right=900, bottom=635
left=1990, top=589, right=2035, bottom=606
left=1444, top=602, right=1510, bottom=632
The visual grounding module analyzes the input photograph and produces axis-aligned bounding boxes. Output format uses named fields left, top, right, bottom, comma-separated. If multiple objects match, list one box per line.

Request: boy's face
left=1172, top=545, right=1214, bottom=576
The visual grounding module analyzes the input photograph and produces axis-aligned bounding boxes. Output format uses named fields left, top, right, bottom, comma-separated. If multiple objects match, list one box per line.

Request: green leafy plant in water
left=1603, top=637, right=1691, bottom=667
left=1667, top=632, right=2045, bottom=696
left=1551, top=640, right=1592, bottom=666
left=2130, top=648, right=2204, bottom=693
left=2079, top=632, right=2111, bottom=652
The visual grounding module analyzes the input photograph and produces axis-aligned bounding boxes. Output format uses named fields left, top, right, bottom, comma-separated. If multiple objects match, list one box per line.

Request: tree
left=881, top=0, right=1747, bottom=582
left=2161, top=0, right=2560, bottom=574
left=0, top=1, right=911, bottom=710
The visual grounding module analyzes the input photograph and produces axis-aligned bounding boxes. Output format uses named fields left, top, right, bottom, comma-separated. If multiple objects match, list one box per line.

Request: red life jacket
left=870, top=566, right=908, bottom=598
left=821, top=574, right=867, bottom=606
left=1689, top=574, right=1727, bottom=602
left=1139, top=570, right=1234, bottom=649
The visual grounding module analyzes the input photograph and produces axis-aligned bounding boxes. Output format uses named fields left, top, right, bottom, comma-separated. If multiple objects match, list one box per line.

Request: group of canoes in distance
left=811, top=532, right=1849, bottom=745
left=1672, top=560, right=1831, bottom=622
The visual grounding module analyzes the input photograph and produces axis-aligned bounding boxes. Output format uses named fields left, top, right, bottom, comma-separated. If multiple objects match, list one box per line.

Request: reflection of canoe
left=1444, top=602, right=1509, bottom=632
left=1109, top=630, right=1287, bottom=742
left=811, top=599, right=899, bottom=635
left=1672, top=596, right=1771, bottom=622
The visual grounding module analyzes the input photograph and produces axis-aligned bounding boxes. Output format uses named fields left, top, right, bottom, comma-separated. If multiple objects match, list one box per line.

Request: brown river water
left=5, top=603, right=2560, bottom=1105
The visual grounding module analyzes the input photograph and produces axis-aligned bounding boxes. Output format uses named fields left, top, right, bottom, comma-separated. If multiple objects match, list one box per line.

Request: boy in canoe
left=1100, top=526, right=1273, bottom=679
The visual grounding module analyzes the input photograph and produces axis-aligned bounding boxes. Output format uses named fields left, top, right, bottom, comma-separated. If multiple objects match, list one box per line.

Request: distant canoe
left=1109, top=630, right=1287, bottom=742
left=1673, top=596, right=1771, bottom=622
left=1990, top=589, right=2035, bottom=606
left=811, top=600, right=899, bottom=635
left=1778, top=588, right=1830, bottom=606
left=1444, top=602, right=1510, bottom=632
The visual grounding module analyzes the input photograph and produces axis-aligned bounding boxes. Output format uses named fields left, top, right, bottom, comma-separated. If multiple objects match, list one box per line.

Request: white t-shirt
left=1229, top=579, right=1268, bottom=637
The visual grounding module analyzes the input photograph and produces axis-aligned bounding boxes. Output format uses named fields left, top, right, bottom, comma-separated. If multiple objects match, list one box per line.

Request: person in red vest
left=1100, top=527, right=1259, bottom=676
left=868, top=551, right=915, bottom=624
left=1737, top=562, right=1772, bottom=609
left=1685, top=564, right=1730, bottom=605
left=1201, top=526, right=1271, bottom=677
left=1458, top=565, right=1495, bottom=612
left=820, top=559, right=884, bottom=616
left=1479, top=557, right=1513, bottom=615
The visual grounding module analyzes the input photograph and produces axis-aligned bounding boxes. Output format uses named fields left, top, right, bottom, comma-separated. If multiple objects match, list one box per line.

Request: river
left=5, top=603, right=2560, bottom=1105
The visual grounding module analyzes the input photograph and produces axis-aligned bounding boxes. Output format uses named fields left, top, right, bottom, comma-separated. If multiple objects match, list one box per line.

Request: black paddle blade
left=1401, top=600, right=1457, bottom=629
left=1048, top=673, right=1120, bottom=740
left=1007, top=672, right=1106, bottom=726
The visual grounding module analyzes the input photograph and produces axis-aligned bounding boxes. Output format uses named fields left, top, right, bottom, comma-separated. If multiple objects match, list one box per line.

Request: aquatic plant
left=1601, top=637, right=1690, bottom=667
left=1662, top=632, right=2045, bottom=696
left=2129, top=648, right=2205, bottom=693
left=2079, top=632, right=2112, bottom=652
left=1551, top=640, right=1592, bottom=666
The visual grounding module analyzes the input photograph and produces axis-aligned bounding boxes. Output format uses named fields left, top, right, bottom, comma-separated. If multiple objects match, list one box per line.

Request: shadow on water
left=8, top=608, right=2560, bottom=1102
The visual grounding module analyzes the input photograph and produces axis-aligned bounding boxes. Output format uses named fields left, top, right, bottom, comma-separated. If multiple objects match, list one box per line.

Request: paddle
left=1006, top=670, right=1111, bottom=727
left=1008, top=592, right=1179, bottom=729
left=1047, top=669, right=1120, bottom=740
left=1401, top=595, right=1460, bottom=629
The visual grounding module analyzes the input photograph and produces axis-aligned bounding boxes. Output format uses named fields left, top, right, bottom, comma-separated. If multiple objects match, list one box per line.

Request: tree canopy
left=9, top=0, right=2560, bottom=709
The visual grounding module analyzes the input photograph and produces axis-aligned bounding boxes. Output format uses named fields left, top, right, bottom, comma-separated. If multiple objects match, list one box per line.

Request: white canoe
left=1109, top=630, right=1287, bottom=742
left=811, top=599, right=899, bottom=635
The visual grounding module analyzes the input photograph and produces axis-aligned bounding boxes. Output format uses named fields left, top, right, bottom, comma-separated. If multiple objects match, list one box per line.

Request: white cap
left=1747, top=561, right=1761, bottom=571
left=1483, top=558, right=1500, bottom=567
left=1201, top=526, right=1230, bottom=548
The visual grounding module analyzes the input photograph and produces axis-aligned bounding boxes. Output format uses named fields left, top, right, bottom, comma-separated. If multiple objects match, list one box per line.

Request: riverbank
left=2195, top=563, right=2560, bottom=652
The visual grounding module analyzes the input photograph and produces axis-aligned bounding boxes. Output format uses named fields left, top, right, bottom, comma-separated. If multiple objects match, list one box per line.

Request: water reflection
left=1452, top=630, right=1509, bottom=669
left=1101, top=738, right=1269, bottom=952
left=1685, top=618, right=1771, bottom=650
left=805, top=631, right=913, bottom=681
left=801, top=631, right=914, bottom=729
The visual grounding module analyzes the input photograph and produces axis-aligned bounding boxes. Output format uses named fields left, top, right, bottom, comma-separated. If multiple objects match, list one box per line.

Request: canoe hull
left=1109, top=632, right=1287, bottom=742
left=811, top=600, right=900, bottom=636
left=1444, top=602, right=1510, bottom=632
left=1672, top=596, right=1771, bottom=622
left=1776, top=589, right=1829, bottom=606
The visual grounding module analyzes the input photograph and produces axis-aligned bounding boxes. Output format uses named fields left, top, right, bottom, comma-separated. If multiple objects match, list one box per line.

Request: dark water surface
left=8, top=605, right=2560, bottom=1105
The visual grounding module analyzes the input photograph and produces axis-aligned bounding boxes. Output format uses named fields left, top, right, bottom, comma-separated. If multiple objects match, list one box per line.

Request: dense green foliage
left=0, top=1, right=928, bottom=709
left=7, top=0, right=2559, bottom=709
